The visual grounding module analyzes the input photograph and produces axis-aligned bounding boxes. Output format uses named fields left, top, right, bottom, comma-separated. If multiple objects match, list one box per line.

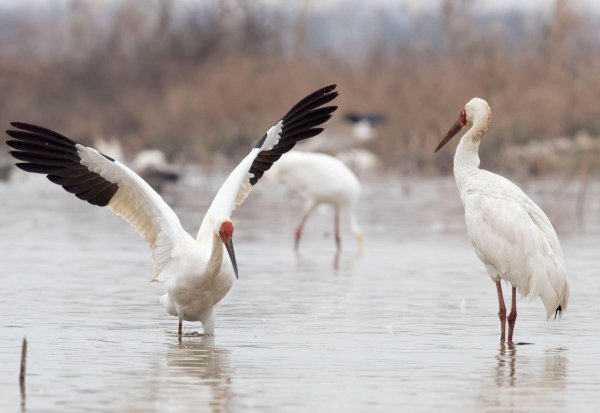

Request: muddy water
left=1, top=173, right=599, bottom=412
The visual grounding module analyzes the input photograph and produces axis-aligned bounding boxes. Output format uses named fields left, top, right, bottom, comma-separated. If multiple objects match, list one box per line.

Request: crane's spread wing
left=198, top=84, right=338, bottom=237
left=463, top=170, right=568, bottom=318
left=6, top=122, right=187, bottom=276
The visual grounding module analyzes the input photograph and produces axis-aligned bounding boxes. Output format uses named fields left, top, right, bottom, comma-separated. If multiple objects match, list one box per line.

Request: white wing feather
left=197, top=121, right=283, bottom=239
left=77, top=144, right=189, bottom=276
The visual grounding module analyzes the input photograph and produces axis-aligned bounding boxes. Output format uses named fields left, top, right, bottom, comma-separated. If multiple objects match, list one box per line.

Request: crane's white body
left=268, top=151, right=363, bottom=249
left=157, top=143, right=275, bottom=331
left=452, top=98, right=569, bottom=320
left=79, top=129, right=282, bottom=333
left=7, top=85, right=339, bottom=336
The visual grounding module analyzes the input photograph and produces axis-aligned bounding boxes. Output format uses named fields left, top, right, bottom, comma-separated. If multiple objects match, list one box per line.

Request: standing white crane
left=267, top=151, right=363, bottom=251
left=434, top=98, right=570, bottom=343
left=6, top=85, right=338, bottom=337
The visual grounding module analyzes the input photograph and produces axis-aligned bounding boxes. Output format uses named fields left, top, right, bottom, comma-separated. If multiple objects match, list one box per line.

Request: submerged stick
left=20, top=337, right=27, bottom=410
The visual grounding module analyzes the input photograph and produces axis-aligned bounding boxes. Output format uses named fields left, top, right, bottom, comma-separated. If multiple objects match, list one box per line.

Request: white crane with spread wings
left=6, top=85, right=338, bottom=337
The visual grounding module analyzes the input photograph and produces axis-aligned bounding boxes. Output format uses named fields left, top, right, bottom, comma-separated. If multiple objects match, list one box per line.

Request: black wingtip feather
left=283, top=106, right=337, bottom=133
left=285, top=91, right=338, bottom=124
left=247, top=85, right=338, bottom=187
left=6, top=122, right=120, bottom=207
left=10, top=122, right=75, bottom=143
left=285, top=128, right=324, bottom=142
left=283, top=85, right=337, bottom=120
left=6, top=138, right=75, bottom=156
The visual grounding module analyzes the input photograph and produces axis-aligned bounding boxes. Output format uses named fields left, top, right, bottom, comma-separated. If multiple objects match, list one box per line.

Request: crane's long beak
left=224, top=238, right=238, bottom=279
left=435, top=118, right=465, bottom=153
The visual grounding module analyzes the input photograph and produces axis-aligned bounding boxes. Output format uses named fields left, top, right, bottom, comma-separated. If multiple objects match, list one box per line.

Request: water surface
left=1, top=173, right=599, bottom=412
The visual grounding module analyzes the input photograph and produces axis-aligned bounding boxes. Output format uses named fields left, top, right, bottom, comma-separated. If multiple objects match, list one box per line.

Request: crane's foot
left=166, top=329, right=201, bottom=337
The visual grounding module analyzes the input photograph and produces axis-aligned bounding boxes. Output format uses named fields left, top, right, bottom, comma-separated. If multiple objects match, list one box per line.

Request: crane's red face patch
left=220, top=222, right=234, bottom=243
left=459, top=107, right=467, bottom=126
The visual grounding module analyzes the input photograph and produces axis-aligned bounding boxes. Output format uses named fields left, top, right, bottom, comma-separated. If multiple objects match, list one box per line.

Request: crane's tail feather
left=554, top=305, right=562, bottom=320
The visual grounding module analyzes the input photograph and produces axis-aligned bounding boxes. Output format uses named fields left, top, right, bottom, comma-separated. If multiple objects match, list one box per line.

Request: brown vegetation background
left=0, top=0, right=598, bottom=173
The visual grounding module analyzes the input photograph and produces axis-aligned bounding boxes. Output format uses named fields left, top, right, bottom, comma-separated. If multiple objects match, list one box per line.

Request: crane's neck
left=453, top=119, right=488, bottom=191
left=205, top=232, right=224, bottom=279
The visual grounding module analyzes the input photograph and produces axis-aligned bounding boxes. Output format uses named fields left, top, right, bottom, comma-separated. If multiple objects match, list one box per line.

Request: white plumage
left=267, top=151, right=364, bottom=251
left=6, top=85, right=338, bottom=337
left=78, top=146, right=182, bottom=275
left=435, top=97, right=569, bottom=342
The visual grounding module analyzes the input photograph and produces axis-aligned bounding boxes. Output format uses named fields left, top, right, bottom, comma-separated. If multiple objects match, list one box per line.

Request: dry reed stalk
left=19, top=337, right=27, bottom=410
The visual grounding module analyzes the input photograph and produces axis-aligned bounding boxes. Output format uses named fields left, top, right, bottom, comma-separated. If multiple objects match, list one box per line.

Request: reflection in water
left=128, top=337, right=232, bottom=413
left=294, top=249, right=362, bottom=274
left=165, top=338, right=231, bottom=413
left=542, top=347, right=569, bottom=383
left=495, top=343, right=567, bottom=388
left=495, top=342, right=517, bottom=388
left=333, top=251, right=340, bottom=271
left=19, top=337, right=26, bottom=412
left=481, top=344, right=568, bottom=411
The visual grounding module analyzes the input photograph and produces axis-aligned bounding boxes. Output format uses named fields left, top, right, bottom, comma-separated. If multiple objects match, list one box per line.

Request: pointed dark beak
left=435, top=118, right=465, bottom=153
left=224, top=238, right=238, bottom=279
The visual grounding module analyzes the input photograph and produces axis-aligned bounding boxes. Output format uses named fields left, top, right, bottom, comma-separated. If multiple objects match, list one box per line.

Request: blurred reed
left=0, top=0, right=598, bottom=173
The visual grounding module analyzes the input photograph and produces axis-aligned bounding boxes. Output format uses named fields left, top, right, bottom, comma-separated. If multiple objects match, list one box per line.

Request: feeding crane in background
left=95, top=137, right=180, bottom=192
left=435, top=98, right=570, bottom=343
left=267, top=151, right=363, bottom=252
left=6, top=84, right=338, bottom=337
left=131, top=149, right=180, bottom=192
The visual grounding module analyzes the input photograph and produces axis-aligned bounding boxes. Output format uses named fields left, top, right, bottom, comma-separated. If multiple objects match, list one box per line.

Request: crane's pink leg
left=507, top=286, right=517, bottom=343
left=496, top=281, right=507, bottom=342
left=294, top=214, right=310, bottom=251
left=334, top=208, right=341, bottom=251
left=294, top=204, right=316, bottom=251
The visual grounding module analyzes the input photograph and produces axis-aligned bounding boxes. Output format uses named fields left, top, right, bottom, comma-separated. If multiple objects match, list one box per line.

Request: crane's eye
left=459, top=108, right=467, bottom=125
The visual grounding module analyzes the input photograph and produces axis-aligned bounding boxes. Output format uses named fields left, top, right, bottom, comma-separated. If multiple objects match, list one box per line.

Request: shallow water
left=1, top=172, right=600, bottom=412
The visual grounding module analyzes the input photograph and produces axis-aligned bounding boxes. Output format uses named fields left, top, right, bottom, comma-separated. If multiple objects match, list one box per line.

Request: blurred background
left=3, top=3, right=600, bottom=412
left=1, top=0, right=600, bottom=177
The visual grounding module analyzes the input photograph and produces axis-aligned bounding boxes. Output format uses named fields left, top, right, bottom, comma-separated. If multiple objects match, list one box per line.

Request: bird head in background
left=215, top=217, right=238, bottom=279
left=434, top=98, right=491, bottom=153
left=344, top=112, right=387, bottom=142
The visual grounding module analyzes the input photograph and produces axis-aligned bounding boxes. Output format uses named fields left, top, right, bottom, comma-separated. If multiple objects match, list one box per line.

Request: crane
left=6, top=84, right=338, bottom=337
left=267, top=151, right=363, bottom=251
left=435, top=97, right=570, bottom=343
